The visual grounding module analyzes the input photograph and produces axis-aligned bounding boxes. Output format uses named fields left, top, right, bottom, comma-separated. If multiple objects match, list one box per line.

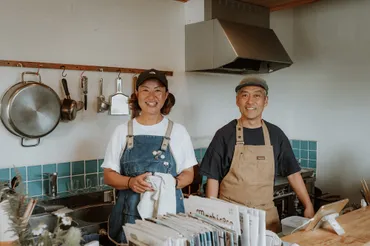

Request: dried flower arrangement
left=0, top=169, right=83, bottom=246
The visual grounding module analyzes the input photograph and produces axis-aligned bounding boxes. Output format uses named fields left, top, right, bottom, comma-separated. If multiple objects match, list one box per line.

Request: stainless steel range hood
left=185, top=0, right=293, bottom=74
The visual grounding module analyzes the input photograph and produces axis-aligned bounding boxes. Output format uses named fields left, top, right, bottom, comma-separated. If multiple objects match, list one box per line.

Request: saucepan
left=60, top=78, right=83, bottom=121
left=0, top=72, right=61, bottom=147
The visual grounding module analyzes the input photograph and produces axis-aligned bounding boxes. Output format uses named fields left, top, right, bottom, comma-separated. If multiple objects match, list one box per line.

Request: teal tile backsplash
left=28, top=181, right=42, bottom=196
left=0, top=168, right=9, bottom=181
left=85, top=160, right=98, bottom=174
left=11, top=167, right=26, bottom=181
left=28, top=165, right=42, bottom=181
left=43, top=164, right=56, bottom=174
left=0, top=140, right=317, bottom=197
left=290, top=139, right=318, bottom=170
left=0, top=159, right=105, bottom=197
left=98, top=159, right=104, bottom=172
left=58, top=177, right=71, bottom=193
left=194, top=148, right=207, bottom=163
left=57, top=162, right=70, bottom=177
left=72, top=161, right=84, bottom=175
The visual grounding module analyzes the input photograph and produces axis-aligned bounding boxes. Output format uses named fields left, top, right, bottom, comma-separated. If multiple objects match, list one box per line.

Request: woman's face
left=136, top=79, right=168, bottom=116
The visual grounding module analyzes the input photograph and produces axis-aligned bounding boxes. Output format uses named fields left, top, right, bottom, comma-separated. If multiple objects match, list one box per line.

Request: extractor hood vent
left=185, top=0, right=293, bottom=74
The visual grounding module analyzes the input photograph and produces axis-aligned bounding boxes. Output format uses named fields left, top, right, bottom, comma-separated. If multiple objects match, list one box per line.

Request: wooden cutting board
left=281, top=206, right=370, bottom=245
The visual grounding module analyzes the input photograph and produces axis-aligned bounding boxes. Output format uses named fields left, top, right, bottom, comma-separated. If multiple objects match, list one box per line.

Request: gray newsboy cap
left=235, top=76, right=269, bottom=95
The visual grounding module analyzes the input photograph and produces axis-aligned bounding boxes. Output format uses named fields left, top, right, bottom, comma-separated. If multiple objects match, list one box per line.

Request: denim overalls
left=107, top=119, right=185, bottom=244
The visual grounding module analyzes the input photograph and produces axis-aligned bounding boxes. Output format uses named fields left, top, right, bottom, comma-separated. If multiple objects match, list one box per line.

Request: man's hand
left=304, top=204, right=315, bottom=218
left=128, top=172, right=154, bottom=193
left=287, top=172, right=315, bottom=218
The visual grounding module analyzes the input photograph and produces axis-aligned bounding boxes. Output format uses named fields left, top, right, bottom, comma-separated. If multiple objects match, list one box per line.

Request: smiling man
left=199, top=76, right=314, bottom=233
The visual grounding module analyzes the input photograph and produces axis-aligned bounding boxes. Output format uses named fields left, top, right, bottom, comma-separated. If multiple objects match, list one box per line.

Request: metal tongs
left=81, top=76, right=88, bottom=110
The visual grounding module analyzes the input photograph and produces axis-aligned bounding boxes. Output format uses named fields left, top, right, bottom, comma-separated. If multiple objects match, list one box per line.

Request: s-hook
left=61, top=66, right=67, bottom=77
left=117, top=70, right=121, bottom=78
left=36, top=65, right=41, bottom=75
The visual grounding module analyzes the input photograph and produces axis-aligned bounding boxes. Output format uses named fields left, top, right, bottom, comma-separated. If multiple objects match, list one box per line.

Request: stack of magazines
left=123, top=195, right=284, bottom=246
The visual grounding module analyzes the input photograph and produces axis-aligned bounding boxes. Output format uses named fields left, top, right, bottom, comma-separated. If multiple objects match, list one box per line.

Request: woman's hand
left=128, top=172, right=154, bottom=193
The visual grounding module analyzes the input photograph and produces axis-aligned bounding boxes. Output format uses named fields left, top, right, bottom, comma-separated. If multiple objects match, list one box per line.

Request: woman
left=101, top=68, right=197, bottom=244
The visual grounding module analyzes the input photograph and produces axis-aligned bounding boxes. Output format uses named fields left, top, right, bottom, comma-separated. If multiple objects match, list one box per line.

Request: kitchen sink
left=27, top=190, right=114, bottom=238
left=67, top=203, right=113, bottom=223
left=28, top=213, right=78, bottom=232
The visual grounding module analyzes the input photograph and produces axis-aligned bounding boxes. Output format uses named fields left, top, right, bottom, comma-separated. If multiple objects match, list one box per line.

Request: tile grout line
left=69, top=161, right=72, bottom=190
left=25, top=166, right=28, bottom=195
left=84, top=160, right=86, bottom=188
left=96, top=159, right=99, bottom=187
left=41, top=164, right=44, bottom=196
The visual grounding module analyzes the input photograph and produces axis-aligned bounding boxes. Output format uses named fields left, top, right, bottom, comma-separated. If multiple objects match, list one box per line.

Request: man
left=199, top=76, right=314, bottom=233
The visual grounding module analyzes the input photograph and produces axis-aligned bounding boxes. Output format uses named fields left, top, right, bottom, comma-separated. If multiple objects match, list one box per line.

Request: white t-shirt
left=101, top=117, right=198, bottom=174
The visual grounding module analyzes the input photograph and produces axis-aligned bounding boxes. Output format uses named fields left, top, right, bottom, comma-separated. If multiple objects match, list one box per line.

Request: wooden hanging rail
left=0, top=59, right=173, bottom=76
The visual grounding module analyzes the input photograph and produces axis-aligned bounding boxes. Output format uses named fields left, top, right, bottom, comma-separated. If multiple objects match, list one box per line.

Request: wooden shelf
left=0, top=59, right=173, bottom=76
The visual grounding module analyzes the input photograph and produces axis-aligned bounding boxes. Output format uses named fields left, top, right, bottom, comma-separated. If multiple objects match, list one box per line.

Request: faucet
left=48, top=172, right=58, bottom=198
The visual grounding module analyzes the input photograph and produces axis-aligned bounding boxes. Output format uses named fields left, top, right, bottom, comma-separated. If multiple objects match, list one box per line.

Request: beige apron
left=219, top=120, right=281, bottom=233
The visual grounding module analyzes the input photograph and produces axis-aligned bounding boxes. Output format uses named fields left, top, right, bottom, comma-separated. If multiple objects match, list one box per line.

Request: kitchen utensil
left=1, top=72, right=61, bottom=147
left=22, top=198, right=37, bottom=224
left=11, top=176, right=19, bottom=190
left=97, top=78, right=110, bottom=113
left=360, top=189, right=368, bottom=205
left=109, top=76, right=129, bottom=115
left=60, top=78, right=78, bottom=121
left=81, top=76, right=88, bottom=110
left=361, top=179, right=370, bottom=204
left=76, top=101, right=84, bottom=111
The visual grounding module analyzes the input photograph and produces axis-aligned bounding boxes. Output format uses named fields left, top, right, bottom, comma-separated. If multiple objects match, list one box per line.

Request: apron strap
left=262, top=120, right=271, bottom=145
left=160, top=119, right=173, bottom=151
left=236, top=119, right=271, bottom=145
left=236, top=119, right=244, bottom=145
left=126, top=119, right=134, bottom=149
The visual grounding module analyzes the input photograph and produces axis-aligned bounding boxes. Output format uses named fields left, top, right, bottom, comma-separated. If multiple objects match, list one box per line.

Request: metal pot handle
left=21, top=72, right=42, bottom=84
left=21, top=138, right=41, bottom=147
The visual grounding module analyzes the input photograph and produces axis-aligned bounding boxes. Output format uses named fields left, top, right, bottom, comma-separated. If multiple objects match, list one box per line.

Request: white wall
left=185, top=0, right=370, bottom=203
left=266, top=0, right=370, bottom=202
left=0, top=0, right=187, bottom=166
left=1, top=0, right=369, bottom=203
left=0, top=0, right=241, bottom=168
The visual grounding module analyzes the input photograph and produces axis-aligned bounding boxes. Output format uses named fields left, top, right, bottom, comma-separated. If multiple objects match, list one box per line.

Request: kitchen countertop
left=281, top=206, right=370, bottom=245
left=275, top=168, right=315, bottom=187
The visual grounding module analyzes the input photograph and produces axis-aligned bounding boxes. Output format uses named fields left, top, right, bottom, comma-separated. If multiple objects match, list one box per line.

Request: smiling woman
left=100, top=68, right=197, bottom=245
left=129, top=75, right=176, bottom=119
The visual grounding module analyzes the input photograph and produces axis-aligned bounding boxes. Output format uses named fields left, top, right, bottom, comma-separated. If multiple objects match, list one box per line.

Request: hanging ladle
left=97, top=69, right=110, bottom=113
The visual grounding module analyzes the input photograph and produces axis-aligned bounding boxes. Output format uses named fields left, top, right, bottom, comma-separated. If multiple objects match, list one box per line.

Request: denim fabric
left=108, top=135, right=184, bottom=244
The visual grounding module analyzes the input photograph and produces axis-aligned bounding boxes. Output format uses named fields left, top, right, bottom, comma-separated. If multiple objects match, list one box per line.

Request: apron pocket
left=121, top=160, right=164, bottom=176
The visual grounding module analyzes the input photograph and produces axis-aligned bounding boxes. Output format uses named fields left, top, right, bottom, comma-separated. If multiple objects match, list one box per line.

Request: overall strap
left=160, top=120, right=173, bottom=151
left=236, top=119, right=244, bottom=145
left=126, top=119, right=134, bottom=149
left=261, top=120, right=271, bottom=145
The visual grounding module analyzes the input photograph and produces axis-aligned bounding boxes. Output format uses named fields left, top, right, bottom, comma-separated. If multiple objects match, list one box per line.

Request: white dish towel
left=137, top=172, right=176, bottom=219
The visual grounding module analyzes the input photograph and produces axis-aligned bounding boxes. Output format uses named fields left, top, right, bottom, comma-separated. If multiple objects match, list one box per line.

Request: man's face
left=236, top=85, right=268, bottom=120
